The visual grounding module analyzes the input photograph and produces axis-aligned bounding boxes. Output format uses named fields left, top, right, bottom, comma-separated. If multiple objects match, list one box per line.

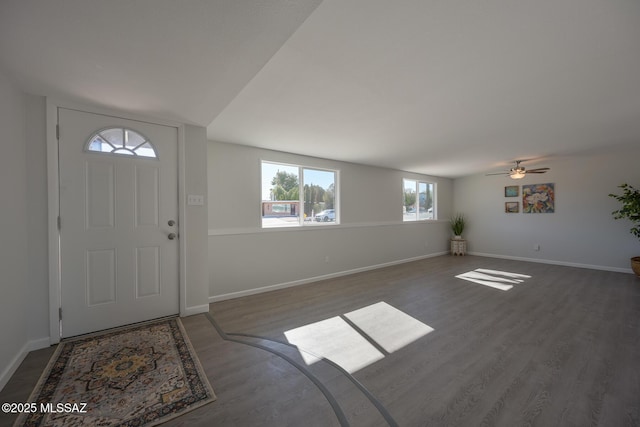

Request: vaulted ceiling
left=2, top=0, right=639, bottom=177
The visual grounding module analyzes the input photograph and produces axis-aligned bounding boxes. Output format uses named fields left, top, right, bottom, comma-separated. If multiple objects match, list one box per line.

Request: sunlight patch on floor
left=284, top=302, right=433, bottom=373
left=456, top=268, right=531, bottom=291
left=344, top=302, right=434, bottom=353
left=284, top=316, right=384, bottom=373
left=474, top=268, right=532, bottom=279
left=455, top=268, right=532, bottom=291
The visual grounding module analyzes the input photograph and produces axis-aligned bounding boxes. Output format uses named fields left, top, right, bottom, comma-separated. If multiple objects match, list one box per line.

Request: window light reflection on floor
left=284, top=302, right=433, bottom=374
left=284, top=316, right=384, bottom=373
left=344, top=302, right=434, bottom=353
left=455, top=268, right=532, bottom=291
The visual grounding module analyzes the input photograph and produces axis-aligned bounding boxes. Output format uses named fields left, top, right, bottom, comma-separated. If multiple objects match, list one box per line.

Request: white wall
left=208, top=141, right=453, bottom=300
left=25, top=94, right=50, bottom=344
left=183, top=125, right=210, bottom=314
left=0, top=70, right=30, bottom=390
left=453, top=145, right=640, bottom=272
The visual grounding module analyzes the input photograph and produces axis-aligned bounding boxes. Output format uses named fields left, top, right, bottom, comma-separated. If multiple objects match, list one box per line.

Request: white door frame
left=46, top=98, right=188, bottom=344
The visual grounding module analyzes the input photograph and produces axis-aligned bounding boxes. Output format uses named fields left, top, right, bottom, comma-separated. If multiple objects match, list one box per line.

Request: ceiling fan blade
left=526, top=167, right=550, bottom=172
left=485, top=172, right=509, bottom=176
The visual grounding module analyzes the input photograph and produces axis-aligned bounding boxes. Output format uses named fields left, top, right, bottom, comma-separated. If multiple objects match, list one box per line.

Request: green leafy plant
left=450, top=213, right=466, bottom=236
left=609, top=183, right=640, bottom=240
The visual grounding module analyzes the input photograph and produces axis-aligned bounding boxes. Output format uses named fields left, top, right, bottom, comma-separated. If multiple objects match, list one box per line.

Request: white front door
left=58, top=108, right=179, bottom=337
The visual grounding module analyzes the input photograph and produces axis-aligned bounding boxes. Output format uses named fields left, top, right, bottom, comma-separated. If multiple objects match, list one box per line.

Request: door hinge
left=56, top=124, right=60, bottom=140
left=57, top=216, right=61, bottom=231
left=59, top=307, right=62, bottom=321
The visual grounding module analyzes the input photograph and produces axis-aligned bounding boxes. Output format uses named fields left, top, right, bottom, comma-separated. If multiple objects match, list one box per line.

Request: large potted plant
left=450, top=213, right=465, bottom=239
left=609, top=183, right=640, bottom=277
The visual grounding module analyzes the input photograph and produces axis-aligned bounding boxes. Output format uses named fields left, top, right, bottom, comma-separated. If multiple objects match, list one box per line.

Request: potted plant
left=609, top=183, right=640, bottom=277
left=450, top=213, right=465, bottom=239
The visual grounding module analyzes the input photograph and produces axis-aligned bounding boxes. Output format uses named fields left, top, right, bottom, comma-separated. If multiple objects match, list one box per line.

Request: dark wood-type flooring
left=2, top=255, right=639, bottom=426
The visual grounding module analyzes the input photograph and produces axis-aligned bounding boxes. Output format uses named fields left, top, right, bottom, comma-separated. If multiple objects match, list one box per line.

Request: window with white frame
left=403, top=179, right=436, bottom=221
left=85, top=127, right=158, bottom=158
left=261, top=161, right=338, bottom=228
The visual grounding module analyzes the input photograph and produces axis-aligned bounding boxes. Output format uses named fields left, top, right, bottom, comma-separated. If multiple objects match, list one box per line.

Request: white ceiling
left=0, top=0, right=322, bottom=125
left=2, top=0, right=639, bottom=178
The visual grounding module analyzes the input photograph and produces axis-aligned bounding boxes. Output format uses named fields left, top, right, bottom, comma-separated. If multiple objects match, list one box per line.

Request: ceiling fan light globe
left=510, top=171, right=525, bottom=179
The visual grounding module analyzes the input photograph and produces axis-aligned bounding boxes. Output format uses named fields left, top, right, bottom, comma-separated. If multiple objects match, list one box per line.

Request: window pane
left=261, top=162, right=339, bottom=228
left=88, top=135, right=112, bottom=153
left=403, top=179, right=417, bottom=221
left=262, top=162, right=300, bottom=228
left=425, top=183, right=435, bottom=219
left=418, top=182, right=435, bottom=220
left=404, top=180, right=436, bottom=221
left=303, top=168, right=336, bottom=225
left=86, top=128, right=157, bottom=158
left=124, top=129, right=146, bottom=150
left=135, top=142, right=157, bottom=158
left=100, top=128, right=124, bottom=147
left=418, top=182, right=427, bottom=219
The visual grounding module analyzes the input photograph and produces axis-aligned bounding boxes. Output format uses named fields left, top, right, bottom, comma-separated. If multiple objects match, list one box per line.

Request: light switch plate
left=187, top=194, right=205, bottom=206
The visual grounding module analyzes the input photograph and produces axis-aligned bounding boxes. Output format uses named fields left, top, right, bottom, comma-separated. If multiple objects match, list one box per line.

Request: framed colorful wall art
left=522, top=183, right=555, bottom=213
left=505, top=185, right=519, bottom=197
left=505, top=202, right=519, bottom=213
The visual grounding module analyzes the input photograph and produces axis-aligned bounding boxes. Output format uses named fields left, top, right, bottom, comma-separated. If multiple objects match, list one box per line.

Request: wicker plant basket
left=632, top=257, right=640, bottom=277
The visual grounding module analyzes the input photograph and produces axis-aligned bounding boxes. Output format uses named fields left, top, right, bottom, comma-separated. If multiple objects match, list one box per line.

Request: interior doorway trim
left=46, top=98, right=187, bottom=344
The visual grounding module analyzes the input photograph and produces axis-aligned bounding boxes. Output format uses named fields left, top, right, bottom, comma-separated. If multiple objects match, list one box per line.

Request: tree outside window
left=403, top=179, right=435, bottom=221
left=262, top=162, right=338, bottom=228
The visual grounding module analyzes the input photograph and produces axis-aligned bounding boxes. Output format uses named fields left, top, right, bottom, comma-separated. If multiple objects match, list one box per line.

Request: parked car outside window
left=315, top=209, right=335, bottom=222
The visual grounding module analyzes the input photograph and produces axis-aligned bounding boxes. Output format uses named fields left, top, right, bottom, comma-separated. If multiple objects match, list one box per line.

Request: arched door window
left=85, top=127, right=158, bottom=158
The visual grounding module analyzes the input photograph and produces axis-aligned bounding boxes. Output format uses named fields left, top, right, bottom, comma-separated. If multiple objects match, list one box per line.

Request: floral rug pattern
left=17, top=318, right=215, bottom=426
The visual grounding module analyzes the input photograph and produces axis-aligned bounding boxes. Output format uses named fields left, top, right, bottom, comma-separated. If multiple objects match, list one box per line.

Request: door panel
left=86, top=249, right=117, bottom=305
left=58, top=108, right=179, bottom=337
left=86, top=161, right=115, bottom=229
left=136, top=246, right=161, bottom=298
left=135, top=165, right=160, bottom=227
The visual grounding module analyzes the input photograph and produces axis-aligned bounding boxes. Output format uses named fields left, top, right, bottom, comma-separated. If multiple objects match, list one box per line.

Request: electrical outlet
left=534, top=244, right=540, bottom=251
left=325, top=255, right=330, bottom=263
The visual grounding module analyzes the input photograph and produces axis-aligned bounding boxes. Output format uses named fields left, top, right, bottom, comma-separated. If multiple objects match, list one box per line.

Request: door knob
left=168, top=233, right=177, bottom=240
left=168, top=220, right=176, bottom=226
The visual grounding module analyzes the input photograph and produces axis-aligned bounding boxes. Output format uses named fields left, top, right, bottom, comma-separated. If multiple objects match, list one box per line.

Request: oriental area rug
left=16, top=318, right=216, bottom=426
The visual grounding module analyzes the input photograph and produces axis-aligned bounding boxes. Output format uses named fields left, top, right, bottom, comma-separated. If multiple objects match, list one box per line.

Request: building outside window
left=262, top=161, right=338, bottom=228
left=403, top=179, right=435, bottom=221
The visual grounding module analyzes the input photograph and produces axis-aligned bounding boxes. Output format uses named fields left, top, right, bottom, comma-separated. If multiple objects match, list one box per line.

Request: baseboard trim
left=182, top=304, right=210, bottom=317
left=210, top=251, right=449, bottom=303
left=0, top=337, right=51, bottom=392
left=468, top=252, right=634, bottom=274
left=29, top=337, right=52, bottom=351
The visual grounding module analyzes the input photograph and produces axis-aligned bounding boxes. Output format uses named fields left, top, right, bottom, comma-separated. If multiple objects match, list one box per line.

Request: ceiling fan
left=486, top=160, right=550, bottom=180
